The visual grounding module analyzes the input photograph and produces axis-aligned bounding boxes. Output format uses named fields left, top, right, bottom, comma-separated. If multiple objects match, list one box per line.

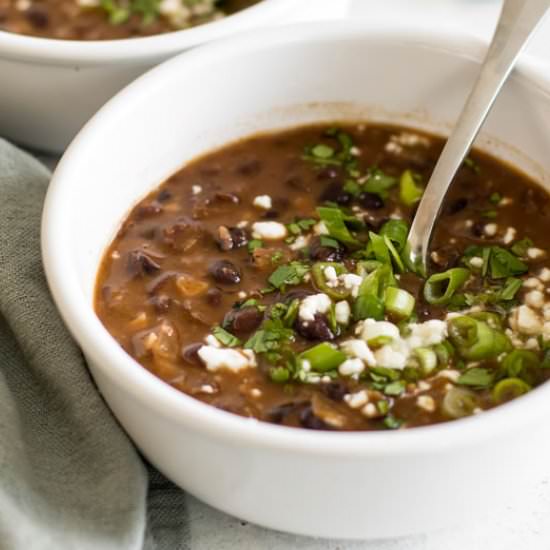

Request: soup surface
left=95, top=123, right=550, bottom=431
left=0, top=0, right=258, bottom=40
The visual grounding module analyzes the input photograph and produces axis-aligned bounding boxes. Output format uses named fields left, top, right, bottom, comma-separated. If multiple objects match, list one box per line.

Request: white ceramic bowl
left=0, top=0, right=350, bottom=153
left=42, top=22, right=550, bottom=539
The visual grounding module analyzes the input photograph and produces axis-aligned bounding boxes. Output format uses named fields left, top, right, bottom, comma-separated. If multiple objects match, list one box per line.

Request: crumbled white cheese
left=484, top=223, right=498, bottom=237
left=406, top=320, right=447, bottom=348
left=362, top=403, right=379, bottom=418
left=289, top=235, right=309, bottom=251
left=199, top=384, right=216, bottom=394
left=192, top=184, right=202, bottom=195
left=298, top=293, right=332, bottom=322
left=469, top=256, right=484, bottom=269
left=339, top=339, right=376, bottom=366
left=340, top=273, right=364, bottom=298
left=324, top=266, right=339, bottom=286
left=437, top=369, right=461, bottom=382
left=237, top=220, right=249, bottom=229
left=158, top=0, right=191, bottom=25
left=205, top=334, right=221, bottom=348
left=527, top=247, right=546, bottom=260
left=338, top=358, right=365, bottom=377
left=335, top=300, right=351, bottom=325
left=544, top=322, right=550, bottom=339
left=313, top=221, right=329, bottom=236
left=344, top=390, right=368, bottom=409
left=198, top=346, right=256, bottom=373
left=539, top=268, right=550, bottom=282
left=543, top=305, right=550, bottom=321
left=374, top=344, right=407, bottom=370
left=503, top=227, right=517, bottom=245
left=525, top=290, right=545, bottom=309
left=523, top=277, right=544, bottom=290
left=253, top=195, right=272, bottom=210
left=350, top=146, right=362, bottom=156
left=417, top=380, right=432, bottom=392
left=416, top=395, right=436, bottom=413
left=76, top=0, right=100, bottom=7
left=509, top=305, right=542, bottom=335
left=252, top=221, right=287, bottom=240
left=360, top=319, right=400, bottom=343
left=250, top=388, right=262, bottom=398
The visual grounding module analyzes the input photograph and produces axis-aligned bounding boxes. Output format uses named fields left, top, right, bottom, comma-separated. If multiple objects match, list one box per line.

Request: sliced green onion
left=424, top=268, right=470, bottom=305
left=269, top=367, right=290, bottom=383
left=353, top=265, right=393, bottom=321
left=282, top=298, right=300, bottom=328
left=492, top=377, right=531, bottom=404
left=414, top=347, right=438, bottom=375
left=379, top=219, right=409, bottom=251
left=298, top=343, right=347, bottom=373
left=399, top=169, right=423, bottom=207
left=311, top=262, right=349, bottom=299
left=383, top=235, right=406, bottom=272
left=433, top=341, right=454, bottom=366
left=356, top=260, right=383, bottom=276
left=448, top=316, right=504, bottom=361
left=470, top=311, right=503, bottom=330
left=442, top=387, right=479, bottom=419
left=384, top=287, right=415, bottom=319
left=502, top=350, right=540, bottom=385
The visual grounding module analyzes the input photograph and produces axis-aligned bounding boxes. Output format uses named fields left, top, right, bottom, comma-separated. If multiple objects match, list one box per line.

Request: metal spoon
left=406, top=0, right=550, bottom=275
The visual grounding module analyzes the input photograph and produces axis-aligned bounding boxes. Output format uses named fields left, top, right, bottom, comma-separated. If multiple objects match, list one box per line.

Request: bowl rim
left=42, top=20, right=550, bottom=457
left=0, top=0, right=291, bottom=65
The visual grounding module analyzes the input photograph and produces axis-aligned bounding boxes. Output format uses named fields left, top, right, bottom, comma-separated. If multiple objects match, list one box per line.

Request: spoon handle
left=406, top=0, right=550, bottom=274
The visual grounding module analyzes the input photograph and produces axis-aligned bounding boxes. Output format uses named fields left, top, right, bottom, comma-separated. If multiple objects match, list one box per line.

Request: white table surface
left=184, top=2, right=550, bottom=548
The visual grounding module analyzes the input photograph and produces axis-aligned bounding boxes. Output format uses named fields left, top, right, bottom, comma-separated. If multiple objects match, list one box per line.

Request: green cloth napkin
left=0, top=139, right=188, bottom=550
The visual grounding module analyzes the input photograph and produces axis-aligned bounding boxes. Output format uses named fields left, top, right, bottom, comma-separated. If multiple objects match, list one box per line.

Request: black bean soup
left=95, top=123, right=550, bottom=431
left=0, top=0, right=259, bottom=40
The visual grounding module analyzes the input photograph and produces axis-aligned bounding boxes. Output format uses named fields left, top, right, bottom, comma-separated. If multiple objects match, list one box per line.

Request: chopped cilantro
left=511, top=238, right=533, bottom=257
left=457, top=367, right=494, bottom=388
left=490, top=192, right=502, bottom=204
left=212, top=326, right=241, bottom=348
left=383, top=415, right=403, bottom=429
left=363, top=168, right=398, bottom=199
left=248, top=239, right=263, bottom=253
left=267, top=262, right=310, bottom=290
left=319, top=236, right=339, bottom=248
left=317, top=206, right=360, bottom=248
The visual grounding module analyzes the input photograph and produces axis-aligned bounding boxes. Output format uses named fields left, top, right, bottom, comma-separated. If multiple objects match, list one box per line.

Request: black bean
left=157, top=189, right=172, bottom=202
left=149, top=295, right=172, bottom=313
left=266, top=403, right=297, bottom=424
left=223, top=307, right=263, bottom=335
left=358, top=192, right=384, bottom=210
left=236, top=159, right=262, bottom=177
left=136, top=202, right=163, bottom=219
left=316, top=167, right=340, bottom=181
left=320, top=182, right=352, bottom=206
left=282, top=289, right=315, bottom=303
left=25, top=5, right=49, bottom=28
left=229, top=227, right=248, bottom=248
left=208, top=260, right=241, bottom=285
left=299, top=406, right=329, bottom=430
left=295, top=314, right=334, bottom=341
left=308, top=237, right=345, bottom=263
left=472, top=222, right=485, bottom=238
left=127, top=250, right=161, bottom=277
left=322, top=382, right=349, bottom=402
left=181, top=343, right=203, bottom=366
left=205, top=288, right=223, bottom=307
left=447, top=197, right=468, bottom=215
left=285, top=176, right=310, bottom=192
